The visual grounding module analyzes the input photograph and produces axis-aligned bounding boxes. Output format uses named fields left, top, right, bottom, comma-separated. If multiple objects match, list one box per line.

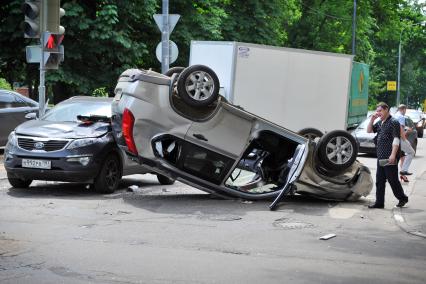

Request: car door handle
left=193, top=133, right=208, bottom=142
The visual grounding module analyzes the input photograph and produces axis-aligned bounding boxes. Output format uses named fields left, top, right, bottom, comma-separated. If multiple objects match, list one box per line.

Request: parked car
left=0, top=89, right=38, bottom=147
left=111, top=65, right=372, bottom=210
left=4, top=96, right=174, bottom=193
left=405, top=109, right=425, bottom=138
left=352, top=114, right=418, bottom=155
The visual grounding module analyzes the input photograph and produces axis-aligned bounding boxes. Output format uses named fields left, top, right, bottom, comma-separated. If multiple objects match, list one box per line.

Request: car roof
left=63, top=96, right=113, bottom=103
left=0, top=89, right=39, bottom=105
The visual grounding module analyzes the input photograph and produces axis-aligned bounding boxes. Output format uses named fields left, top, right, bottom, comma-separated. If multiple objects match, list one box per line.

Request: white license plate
left=360, top=142, right=375, bottom=148
left=22, top=159, right=51, bottom=169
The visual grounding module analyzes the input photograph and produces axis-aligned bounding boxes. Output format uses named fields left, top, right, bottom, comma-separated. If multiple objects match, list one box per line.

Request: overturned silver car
left=111, top=65, right=372, bottom=210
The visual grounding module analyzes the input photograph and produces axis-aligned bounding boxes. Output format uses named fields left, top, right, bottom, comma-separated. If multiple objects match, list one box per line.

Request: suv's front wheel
left=94, top=154, right=121, bottom=193
left=316, top=130, right=357, bottom=172
left=7, top=174, right=32, bottom=188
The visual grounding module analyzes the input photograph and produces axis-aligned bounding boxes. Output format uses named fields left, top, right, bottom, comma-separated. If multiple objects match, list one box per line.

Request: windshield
left=405, top=110, right=421, bottom=121
left=42, top=101, right=111, bottom=122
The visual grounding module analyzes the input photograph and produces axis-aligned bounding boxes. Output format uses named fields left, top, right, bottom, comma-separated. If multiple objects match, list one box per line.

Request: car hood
left=352, top=128, right=375, bottom=140
left=15, top=120, right=110, bottom=139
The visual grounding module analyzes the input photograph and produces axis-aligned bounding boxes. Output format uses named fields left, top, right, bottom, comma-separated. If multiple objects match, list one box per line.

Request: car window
left=0, top=92, right=26, bottom=108
left=42, top=101, right=112, bottom=122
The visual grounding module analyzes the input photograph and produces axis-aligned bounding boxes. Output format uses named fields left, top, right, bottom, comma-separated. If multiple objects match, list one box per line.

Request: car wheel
left=164, top=66, right=185, bottom=77
left=94, top=154, right=121, bottom=194
left=7, top=174, right=32, bottom=188
left=156, top=174, right=175, bottom=185
left=298, top=128, right=323, bottom=140
left=176, top=65, right=220, bottom=107
left=317, top=130, right=358, bottom=172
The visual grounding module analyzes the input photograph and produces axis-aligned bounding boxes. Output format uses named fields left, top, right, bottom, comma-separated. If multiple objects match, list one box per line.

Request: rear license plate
left=22, top=159, right=51, bottom=169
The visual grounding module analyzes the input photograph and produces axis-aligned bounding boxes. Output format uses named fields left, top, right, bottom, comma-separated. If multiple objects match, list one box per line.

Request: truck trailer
left=189, top=41, right=369, bottom=136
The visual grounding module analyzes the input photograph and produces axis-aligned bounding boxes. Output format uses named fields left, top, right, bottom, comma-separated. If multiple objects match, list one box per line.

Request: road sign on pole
left=153, top=14, right=180, bottom=33
left=155, top=40, right=178, bottom=64
left=387, top=81, right=397, bottom=91
left=153, top=0, right=180, bottom=74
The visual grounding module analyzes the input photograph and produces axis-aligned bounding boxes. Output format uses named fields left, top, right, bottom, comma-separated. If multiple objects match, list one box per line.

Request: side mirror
left=25, top=112, right=37, bottom=120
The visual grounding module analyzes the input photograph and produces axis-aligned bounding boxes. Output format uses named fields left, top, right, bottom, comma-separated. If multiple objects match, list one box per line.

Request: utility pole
left=352, top=0, right=357, bottom=56
left=161, top=0, right=170, bottom=74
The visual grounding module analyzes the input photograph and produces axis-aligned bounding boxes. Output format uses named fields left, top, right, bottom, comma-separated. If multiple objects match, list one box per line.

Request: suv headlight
left=7, top=131, right=17, bottom=147
left=67, top=138, right=98, bottom=149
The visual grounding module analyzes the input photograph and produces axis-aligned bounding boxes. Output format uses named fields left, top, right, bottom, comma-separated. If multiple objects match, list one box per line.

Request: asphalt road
left=1, top=139, right=425, bottom=284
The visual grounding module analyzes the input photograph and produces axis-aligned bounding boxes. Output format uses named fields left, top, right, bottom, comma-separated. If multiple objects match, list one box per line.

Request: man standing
left=394, top=104, right=415, bottom=176
left=367, top=102, right=408, bottom=208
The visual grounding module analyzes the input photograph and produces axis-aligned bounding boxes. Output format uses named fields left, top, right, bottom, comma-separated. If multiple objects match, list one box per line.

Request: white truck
left=189, top=41, right=369, bottom=137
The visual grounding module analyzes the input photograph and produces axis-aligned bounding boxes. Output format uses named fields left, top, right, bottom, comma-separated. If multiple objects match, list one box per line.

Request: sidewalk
left=393, top=171, right=426, bottom=238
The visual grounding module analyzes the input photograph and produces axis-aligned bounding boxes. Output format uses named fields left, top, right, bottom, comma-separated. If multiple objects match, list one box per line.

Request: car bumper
left=4, top=152, right=101, bottom=182
left=6, top=167, right=98, bottom=182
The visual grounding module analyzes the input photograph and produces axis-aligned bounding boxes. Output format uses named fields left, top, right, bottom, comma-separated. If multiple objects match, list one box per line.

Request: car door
left=0, top=91, right=34, bottom=146
left=180, top=104, right=254, bottom=185
left=185, top=104, right=253, bottom=159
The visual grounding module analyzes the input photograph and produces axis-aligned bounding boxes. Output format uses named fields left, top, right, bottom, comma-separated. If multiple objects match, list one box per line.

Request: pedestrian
left=367, top=102, right=408, bottom=208
left=394, top=104, right=415, bottom=179
left=394, top=104, right=415, bottom=182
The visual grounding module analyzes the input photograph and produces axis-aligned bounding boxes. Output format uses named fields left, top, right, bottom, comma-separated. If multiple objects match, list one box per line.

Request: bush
left=92, top=87, right=109, bottom=97
left=0, top=78, right=12, bottom=90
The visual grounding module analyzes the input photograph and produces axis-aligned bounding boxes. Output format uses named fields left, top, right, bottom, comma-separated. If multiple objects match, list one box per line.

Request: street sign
left=153, top=14, right=180, bottom=33
left=26, top=45, right=41, bottom=63
left=156, top=40, right=178, bottom=64
left=387, top=81, right=397, bottom=91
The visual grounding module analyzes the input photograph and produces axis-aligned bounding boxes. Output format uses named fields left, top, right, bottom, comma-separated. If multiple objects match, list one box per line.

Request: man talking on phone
left=367, top=102, right=408, bottom=208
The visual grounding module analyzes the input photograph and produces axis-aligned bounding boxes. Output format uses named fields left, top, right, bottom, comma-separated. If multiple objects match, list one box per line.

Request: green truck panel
left=348, top=62, right=369, bottom=128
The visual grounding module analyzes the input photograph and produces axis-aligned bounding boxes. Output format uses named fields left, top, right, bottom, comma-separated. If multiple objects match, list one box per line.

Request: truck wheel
left=298, top=128, right=323, bottom=140
left=317, top=130, right=358, bottom=172
left=94, top=154, right=121, bottom=194
left=7, top=174, right=32, bottom=188
left=176, top=65, right=220, bottom=107
left=165, top=66, right=185, bottom=77
left=157, top=174, right=175, bottom=185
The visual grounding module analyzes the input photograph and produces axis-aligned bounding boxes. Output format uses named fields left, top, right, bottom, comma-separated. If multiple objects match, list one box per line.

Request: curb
left=392, top=174, right=426, bottom=239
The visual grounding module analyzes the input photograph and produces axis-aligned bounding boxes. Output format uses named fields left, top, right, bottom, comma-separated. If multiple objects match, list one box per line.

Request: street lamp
left=396, top=21, right=425, bottom=107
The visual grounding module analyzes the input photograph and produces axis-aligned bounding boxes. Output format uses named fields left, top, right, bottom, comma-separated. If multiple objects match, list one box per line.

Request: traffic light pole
left=38, top=35, right=46, bottom=118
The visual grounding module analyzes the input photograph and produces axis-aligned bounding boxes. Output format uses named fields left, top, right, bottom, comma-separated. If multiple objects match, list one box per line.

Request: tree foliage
left=0, top=0, right=424, bottom=108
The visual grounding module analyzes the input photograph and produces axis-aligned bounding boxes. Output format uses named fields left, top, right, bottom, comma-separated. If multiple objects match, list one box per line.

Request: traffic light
left=43, top=32, right=64, bottom=69
left=45, top=0, right=65, bottom=34
left=23, top=0, right=42, bottom=38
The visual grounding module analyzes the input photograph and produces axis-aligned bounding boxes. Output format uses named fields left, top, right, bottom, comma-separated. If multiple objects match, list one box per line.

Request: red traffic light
left=44, top=33, right=64, bottom=50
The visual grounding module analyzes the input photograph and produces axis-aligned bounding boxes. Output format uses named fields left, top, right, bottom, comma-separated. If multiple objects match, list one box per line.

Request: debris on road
left=319, top=233, right=337, bottom=240
left=127, top=185, right=139, bottom=192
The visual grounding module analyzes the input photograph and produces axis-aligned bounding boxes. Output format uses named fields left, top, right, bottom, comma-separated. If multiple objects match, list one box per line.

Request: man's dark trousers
left=375, top=161, right=408, bottom=206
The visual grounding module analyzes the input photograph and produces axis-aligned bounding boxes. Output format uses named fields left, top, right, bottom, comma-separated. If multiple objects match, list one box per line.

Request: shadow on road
left=121, top=189, right=342, bottom=216
left=5, top=175, right=160, bottom=200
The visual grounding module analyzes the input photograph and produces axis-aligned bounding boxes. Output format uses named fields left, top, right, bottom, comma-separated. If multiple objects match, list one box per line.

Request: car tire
left=317, top=130, right=358, bottom=172
left=176, top=65, right=220, bottom=107
left=298, top=128, right=323, bottom=140
left=7, top=174, right=32, bottom=188
left=164, top=66, right=185, bottom=77
left=94, top=153, right=121, bottom=194
left=156, top=174, right=175, bottom=185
